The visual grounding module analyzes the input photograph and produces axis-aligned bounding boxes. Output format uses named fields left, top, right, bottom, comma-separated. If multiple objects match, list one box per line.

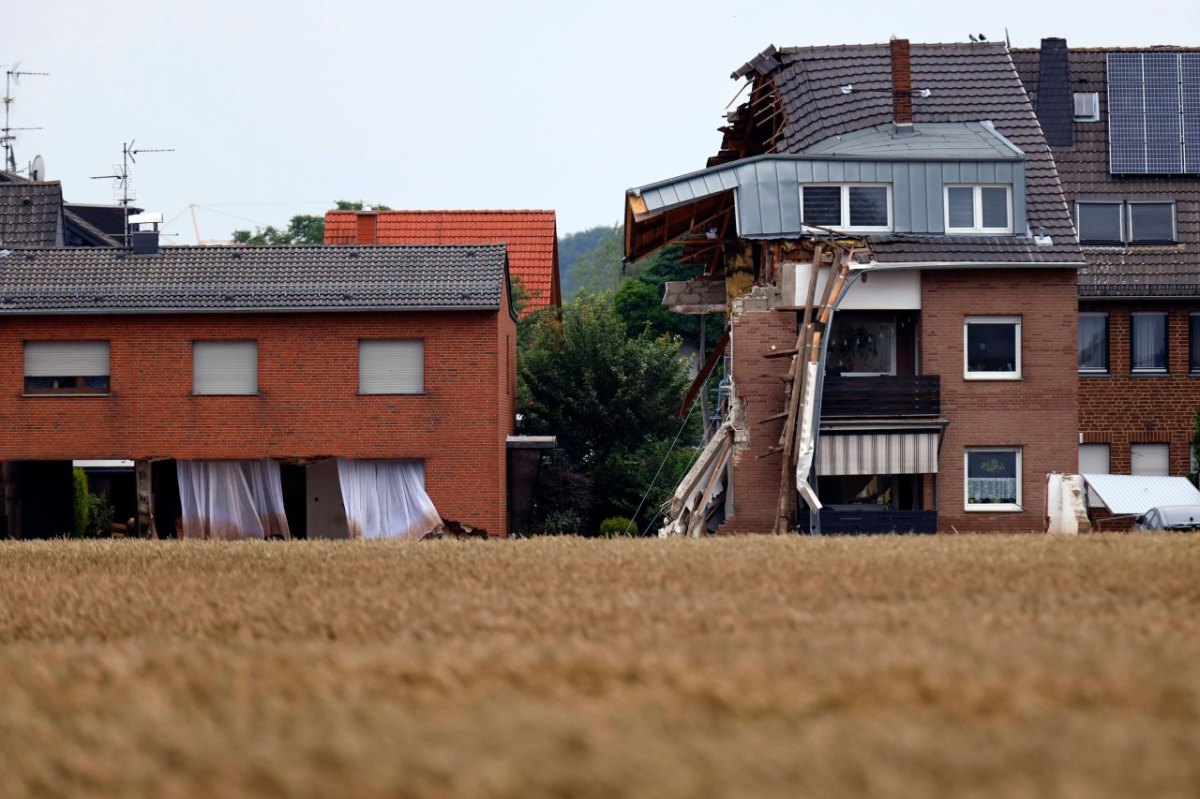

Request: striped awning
left=817, top=432, right=939, bottom=476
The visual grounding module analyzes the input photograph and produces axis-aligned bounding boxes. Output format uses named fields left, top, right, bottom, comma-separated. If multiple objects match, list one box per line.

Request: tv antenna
left=91, top=140, right=175, bottom=243
left=2, top=62, right=49, bottom=174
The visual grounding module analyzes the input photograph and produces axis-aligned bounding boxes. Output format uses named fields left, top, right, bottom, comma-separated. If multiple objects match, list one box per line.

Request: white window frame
left=1130, top=312, right=1168, bottom=374
left=963, top=316, right=1022, bottom=380
left=964, top=447, right=1023, bottom=512
left=800, top=184, right=893, bottom=233
left=192, top=340, right=259, bottom=396
left=944, top=185, right=1013, bottom=234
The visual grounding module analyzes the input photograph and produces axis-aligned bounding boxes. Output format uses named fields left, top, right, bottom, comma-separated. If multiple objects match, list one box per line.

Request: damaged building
left=630, top=40, right=1085, bottom=534
left=0, top=236, right=517, bottom=539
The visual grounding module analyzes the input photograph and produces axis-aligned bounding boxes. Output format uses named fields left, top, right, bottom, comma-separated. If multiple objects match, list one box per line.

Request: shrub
left=72, top=468, right=90, bottom=537
left=540, top=510, right=582, bottom=536
left=87, top=493, right=115, bottom=538
left=598, top=516, right=636, bottom=538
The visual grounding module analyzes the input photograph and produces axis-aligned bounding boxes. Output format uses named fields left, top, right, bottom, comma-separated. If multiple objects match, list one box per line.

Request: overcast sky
left=4, top=1, right=1198, bottom=240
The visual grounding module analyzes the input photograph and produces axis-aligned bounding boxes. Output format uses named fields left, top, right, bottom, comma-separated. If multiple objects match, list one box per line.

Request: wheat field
left=0, top=534, right=1197, bottom=798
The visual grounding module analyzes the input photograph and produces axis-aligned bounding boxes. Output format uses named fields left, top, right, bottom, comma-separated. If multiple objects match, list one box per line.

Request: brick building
left=626, top=40, right=1085, bottom=534
left=325, top=209, right=561, bottom=316
left=0, top=241, right=517, bottom=538
left=1013, top=42, right=1200, bottom=482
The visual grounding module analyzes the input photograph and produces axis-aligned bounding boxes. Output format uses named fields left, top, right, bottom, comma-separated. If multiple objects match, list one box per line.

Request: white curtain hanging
left=336, top=459, right=441, bottom=540
left=178, top=459, right=291, bottom=540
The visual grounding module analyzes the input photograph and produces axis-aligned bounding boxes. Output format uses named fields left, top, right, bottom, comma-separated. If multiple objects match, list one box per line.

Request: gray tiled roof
left=0, top=181, right=62, bottom=247
left=732, top=42, right=1083, bottom=265
left=1012, top=47, right=1200, bottom=296
left=0, top=244, right=509, bottom=313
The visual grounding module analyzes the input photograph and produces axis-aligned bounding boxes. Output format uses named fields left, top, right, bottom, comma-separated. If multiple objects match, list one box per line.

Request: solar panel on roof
left=1108, top=52, right=1200, bottom=174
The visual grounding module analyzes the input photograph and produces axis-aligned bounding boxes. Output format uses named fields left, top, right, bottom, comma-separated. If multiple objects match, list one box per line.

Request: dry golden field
left=0, top=535, right=1198, bottom=799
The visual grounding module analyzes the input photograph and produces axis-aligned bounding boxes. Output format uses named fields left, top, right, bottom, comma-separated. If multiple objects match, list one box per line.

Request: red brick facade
left=0, top=307, right=517, bottom=536
left=922, top=268, right=1079, bottom=532
left=1078, top=300, right=1200, bottom=477
left=722, top=306, right=797, bottom=533
left=719, top=268, right=1079, bottom=534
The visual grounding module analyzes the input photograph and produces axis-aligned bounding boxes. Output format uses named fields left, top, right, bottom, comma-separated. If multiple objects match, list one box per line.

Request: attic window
left=1073, top=93, right=1100, bottom=122
left=801, top=184, right=891, bottom=232
left=945, top=186, right=1012, bottom=234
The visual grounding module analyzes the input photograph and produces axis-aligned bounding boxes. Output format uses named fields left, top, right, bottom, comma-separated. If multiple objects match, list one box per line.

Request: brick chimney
left=355, top=211, right=378, bottom=245
left=891, top=38, right=913, bottom=131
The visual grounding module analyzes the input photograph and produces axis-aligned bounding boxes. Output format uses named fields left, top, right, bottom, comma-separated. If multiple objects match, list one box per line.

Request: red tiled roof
left=325, top=210, right=561, bottom=315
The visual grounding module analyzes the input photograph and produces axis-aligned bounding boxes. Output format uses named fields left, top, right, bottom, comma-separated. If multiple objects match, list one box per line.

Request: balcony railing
left=820, top=375, right=940, bottom=418
left=796, top=509, right=938, bottom=535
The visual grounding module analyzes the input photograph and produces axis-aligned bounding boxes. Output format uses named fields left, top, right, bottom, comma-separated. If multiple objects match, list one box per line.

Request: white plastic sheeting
left=336, top=459, right=441, bottom=539
left=178, top=459, right=290, bottom=540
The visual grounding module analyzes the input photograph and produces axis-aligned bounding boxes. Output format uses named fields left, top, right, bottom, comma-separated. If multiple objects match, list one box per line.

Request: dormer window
left=945, top=185, right=1012, bottom=234
left=801, top=184, right=891, bottom=232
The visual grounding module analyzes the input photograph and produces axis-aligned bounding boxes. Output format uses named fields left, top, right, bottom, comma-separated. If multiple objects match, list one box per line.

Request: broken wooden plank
left=675, top=329, right=729, bottom=419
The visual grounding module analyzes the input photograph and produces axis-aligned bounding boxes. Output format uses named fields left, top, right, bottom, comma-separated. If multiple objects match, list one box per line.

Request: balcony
left=820, top=375, right=940, bottom=418
left=796, top=508, right=938, bottom=535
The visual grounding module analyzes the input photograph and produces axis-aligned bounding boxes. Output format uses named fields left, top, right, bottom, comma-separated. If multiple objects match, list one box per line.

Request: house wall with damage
left=0, top=308, right=516, bottom=535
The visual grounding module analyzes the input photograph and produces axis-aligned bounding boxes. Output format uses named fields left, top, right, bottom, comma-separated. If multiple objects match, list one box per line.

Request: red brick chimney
left=891, top=38, right=913, bottom=130
left=355, top=211, right=378, bottom=245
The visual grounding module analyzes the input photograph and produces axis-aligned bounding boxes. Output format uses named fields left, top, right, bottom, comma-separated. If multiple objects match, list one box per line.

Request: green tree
left=613, top=245, right=723, bottom=343
left=231, top=200, right=392, bottom=245
left=566, top=225, right=624, bottom=298
left=72, top=467, right=90, bottom=537
left=558, top=225, right=615, bottom=297
left=518, top=295, right=696, bottom=533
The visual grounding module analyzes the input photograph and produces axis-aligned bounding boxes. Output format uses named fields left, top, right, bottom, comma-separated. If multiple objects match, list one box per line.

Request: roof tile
left=325, top=210, right=559, bottom=315
left=0, top=244, right=508, bottom=314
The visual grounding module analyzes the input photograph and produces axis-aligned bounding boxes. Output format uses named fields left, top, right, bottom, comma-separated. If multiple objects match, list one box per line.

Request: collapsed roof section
left=624, top=40, right=1085, bottom=272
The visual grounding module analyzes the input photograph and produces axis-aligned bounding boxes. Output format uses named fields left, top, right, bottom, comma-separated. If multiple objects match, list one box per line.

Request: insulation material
left=794, top=362, right=823, bottom=512
left=336, top=459, right=441, bottom=540
left=178, top=459, right=290, bottom=540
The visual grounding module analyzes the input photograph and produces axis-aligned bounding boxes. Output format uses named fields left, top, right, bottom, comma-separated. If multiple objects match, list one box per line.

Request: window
left=1073, top=92, right=1100, bottom=122
left=1077, top=201, right=1177, bottom=245
left=193, top=341, right=258, bottom=395
left=801, top=184, right=891, bottom=231
left=1078, top=313, right=1109, bottom=373
left=1190, top=314, right=1200, bottom=374
left=827, top=314, right=897, bottom=376
left=964, top=316, right=1021, bottom=380
left=23, top=341, right=110, bottom=395
left=1127, top=202, right=1175, bottom=244
left=359, top=340, right=423, bottom=394
left=1079, top=443, right=1110, bottom=508
left=1077, top=202, right=1123, bottom=244
left=1130, top=312, right=1167, bottom=373
left=965, top=448, right=1022, bottom=511
left=945, top=185, right=1011, bottom=233
left=1131, top=443, right=1169, bottom=477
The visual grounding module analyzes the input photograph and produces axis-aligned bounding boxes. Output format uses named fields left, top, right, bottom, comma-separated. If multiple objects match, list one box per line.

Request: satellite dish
left=30, top=154, right=44, bottom=181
